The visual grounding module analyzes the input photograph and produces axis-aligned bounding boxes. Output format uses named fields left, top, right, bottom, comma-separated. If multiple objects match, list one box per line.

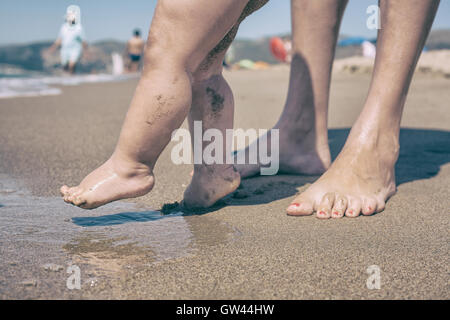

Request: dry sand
left=334, top=50, right=450, bottom=78
left=0, top=66, right=449, bottom=299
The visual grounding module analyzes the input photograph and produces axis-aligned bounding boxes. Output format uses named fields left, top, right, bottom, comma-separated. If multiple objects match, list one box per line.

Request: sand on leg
left=236, top=0, right=348, bottom=178
left=183, top=0, right=268, bottom=208
left=182, top=49, right=241, bottom=209
left=60, top=0, right=253, bottom=209
left=287, top=0, right=440, bottom=218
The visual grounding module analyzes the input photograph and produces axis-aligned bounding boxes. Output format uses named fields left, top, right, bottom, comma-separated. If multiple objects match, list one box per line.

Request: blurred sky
left=0, top=0, right=449, bottom=45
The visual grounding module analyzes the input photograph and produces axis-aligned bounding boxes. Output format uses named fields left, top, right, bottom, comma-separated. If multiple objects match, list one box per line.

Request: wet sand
left=0, top=66, right=449, bottom=299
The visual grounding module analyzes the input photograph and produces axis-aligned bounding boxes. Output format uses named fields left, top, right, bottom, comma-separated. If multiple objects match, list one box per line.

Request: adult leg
left=60, top=0, right=251, bottom=209
left=236, top=0, right=348, bottom=177
left=183, top=0, right=268, bottom=208
left=287, top=0, right=440, bottom=218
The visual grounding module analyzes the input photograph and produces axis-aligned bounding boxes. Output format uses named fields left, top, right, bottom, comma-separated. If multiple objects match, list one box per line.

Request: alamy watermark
left=171, top=121, right=280, bottom=175
left=66, top=264, right=81, bottom=290
left=366, top=5, right=381, bottom=30
left=366, top=265, right=381, bottom=290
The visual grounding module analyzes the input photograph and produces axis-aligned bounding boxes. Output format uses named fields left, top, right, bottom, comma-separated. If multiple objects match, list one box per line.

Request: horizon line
left=1, top=28, right=449, bottom=47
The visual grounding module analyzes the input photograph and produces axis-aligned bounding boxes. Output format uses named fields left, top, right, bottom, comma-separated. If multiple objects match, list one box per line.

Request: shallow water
left=0, top=173, right=241, bottom=298
left=0, top=174, right=195, bottom=298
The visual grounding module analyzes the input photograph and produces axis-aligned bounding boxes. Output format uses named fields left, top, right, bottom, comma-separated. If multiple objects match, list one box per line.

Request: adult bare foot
left=286, top=0, right=440, bottom=219
left=60, top=157, right=154, bottom=209
left=235, top=123, right=331, bottom=178
left=286, top=128, right=398, bottom=219
left=236, top=0, right=349, bottom=179
left=183, top=164, right=240, bottom=209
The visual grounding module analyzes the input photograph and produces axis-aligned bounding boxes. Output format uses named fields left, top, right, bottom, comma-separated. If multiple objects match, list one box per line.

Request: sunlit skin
left=236, top=0, right=348, bottom=179
left=281, top=0, right=440, bottom=219
left=183, top=1, right=268, bottom=208
left=61, top=0, right=267, bottom=209
left=61, top=0, right=440, bottom=217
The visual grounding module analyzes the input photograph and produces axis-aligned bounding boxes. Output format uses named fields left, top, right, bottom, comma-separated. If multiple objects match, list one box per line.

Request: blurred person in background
left=47, top=5, right=88, bottom=75
left=126, top=29, right=145, bottom=73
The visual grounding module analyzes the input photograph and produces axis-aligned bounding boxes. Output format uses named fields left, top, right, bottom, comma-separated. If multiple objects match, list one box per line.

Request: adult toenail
left=292, top=203, right=300, bottom=207
left=319, top=211, right=326, bottom=215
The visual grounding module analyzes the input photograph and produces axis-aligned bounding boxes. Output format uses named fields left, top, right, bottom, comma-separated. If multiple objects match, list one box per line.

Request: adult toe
left=286, top=196, right=314, bottom=216
left=345, top=196, right=362, bottom=218
left=362, top=198, right=377, bottom=216
left=331, top=195, right=347, bottom=219
left=316, top=192, right=335, bottom=219
left=376, top=198, right=386, bottom=213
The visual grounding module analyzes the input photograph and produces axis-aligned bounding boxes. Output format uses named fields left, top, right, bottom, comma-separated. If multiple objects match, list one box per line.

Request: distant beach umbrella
left=269, top=37, right=287, bottom=63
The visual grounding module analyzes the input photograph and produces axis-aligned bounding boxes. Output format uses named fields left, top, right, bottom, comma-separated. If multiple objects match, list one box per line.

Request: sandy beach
left=0, top=65, right=449, bottom=299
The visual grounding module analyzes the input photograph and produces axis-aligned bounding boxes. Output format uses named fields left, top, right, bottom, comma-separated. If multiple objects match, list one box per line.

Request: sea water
left=0, top=73, right=138, bottom=99
left=0, top=173, right=195, bottom=295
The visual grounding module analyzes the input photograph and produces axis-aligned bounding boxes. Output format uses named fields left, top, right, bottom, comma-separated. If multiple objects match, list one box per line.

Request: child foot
left=60, top=157, right=154, bottom=209
left=183, top=164, right=241, bottom=209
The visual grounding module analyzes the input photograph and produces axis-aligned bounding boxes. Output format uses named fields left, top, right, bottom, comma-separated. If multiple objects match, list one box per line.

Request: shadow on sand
left=72, top=128, right=449, bottom=226
left=72, top=210, right=183, bottom=227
